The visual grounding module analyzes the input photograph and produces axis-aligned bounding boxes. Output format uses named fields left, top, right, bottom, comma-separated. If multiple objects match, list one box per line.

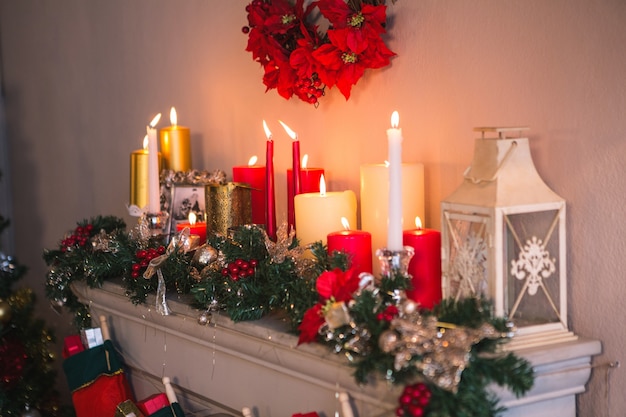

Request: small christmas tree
left=0, top=172, right=70, bottom=417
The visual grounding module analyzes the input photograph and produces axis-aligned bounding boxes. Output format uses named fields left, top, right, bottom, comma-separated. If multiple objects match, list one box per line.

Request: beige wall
left=1, top=1, right=624, bottom=414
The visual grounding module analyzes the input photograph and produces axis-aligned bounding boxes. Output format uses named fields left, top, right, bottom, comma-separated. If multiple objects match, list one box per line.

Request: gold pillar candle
left=159, top=107, right=191, bottom=171
left=205, top=182, right=252, bottom=236
left=130, top=142, right=162, bottom=209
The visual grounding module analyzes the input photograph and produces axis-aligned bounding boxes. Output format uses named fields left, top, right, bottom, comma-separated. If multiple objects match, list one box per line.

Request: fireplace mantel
left=72, top=281, right=600, bottom=417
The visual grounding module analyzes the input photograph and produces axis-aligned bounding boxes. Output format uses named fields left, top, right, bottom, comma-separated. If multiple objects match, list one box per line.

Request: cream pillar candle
left=294, top=175, right=357, bottom=246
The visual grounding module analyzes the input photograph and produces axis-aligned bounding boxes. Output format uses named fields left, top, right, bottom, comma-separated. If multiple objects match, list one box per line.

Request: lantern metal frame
left=441, top=127, right=576, bottom=348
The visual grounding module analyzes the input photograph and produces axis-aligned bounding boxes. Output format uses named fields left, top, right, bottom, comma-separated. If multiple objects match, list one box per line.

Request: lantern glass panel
left=443, top=211, right=490, bottom=301
left=505, top=209, right=562, bottom=327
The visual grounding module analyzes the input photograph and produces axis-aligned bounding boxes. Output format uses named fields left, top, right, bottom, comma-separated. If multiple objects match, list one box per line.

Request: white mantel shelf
left=72, top=281, right=601, bottom=417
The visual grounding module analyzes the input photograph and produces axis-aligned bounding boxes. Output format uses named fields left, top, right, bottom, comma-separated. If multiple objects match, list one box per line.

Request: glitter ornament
left=0, top=299, right=12, bottom=325
left=197, top=310, right=211, bottom=325
left=192, top=244, right=219, bottom=268
left=21, top=405, right=42, bottom=417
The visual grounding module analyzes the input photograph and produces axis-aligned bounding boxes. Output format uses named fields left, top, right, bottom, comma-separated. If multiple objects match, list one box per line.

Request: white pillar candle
left=147, top=113, right=161, bottom=213
left=386, top=111, right=403, bottom=251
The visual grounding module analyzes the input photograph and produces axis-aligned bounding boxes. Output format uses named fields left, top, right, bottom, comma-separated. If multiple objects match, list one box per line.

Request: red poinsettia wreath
left=243, top=0, right=397, bottom=105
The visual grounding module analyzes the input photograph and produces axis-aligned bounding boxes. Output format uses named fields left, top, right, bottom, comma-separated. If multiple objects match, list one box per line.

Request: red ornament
left=0, top=335, right=28, bottom=389
left=397, top=382, right=431, bottom=417
left=130, top=245, right=165, bottom=279
left=222, top=258, right=258, bottom=281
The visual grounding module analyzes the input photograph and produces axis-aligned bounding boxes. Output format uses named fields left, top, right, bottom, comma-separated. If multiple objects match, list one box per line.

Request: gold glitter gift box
left=205, top=182, right=252, bottom=236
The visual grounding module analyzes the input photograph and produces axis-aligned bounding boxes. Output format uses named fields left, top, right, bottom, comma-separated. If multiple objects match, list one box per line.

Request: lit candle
left=176, top=212, right=207, bottom=243
left=130, top=136, right=150, bottom=210
left=403, top=217, right=442, bottom=309
left=147, top=113, right=162, bottom=214
left=327, top=217, right=373, bottom=275
left=159, top=107, right=191, bottom=172
left=294, top=175, right=357, bottom=246
left=233, top=155, right=266, bottom=225
left=387, top=110, right=403, bottom=251
left=263, top=120, right=276, bottom=240
left=280, top=120, right=302, bottom=230
left=360, top=162, right=424, bottom=275
left=287, top=154, right=324, bottom=232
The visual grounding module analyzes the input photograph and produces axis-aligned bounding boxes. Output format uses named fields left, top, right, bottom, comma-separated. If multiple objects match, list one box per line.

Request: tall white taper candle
left=386, top=111, right=404, bottom=251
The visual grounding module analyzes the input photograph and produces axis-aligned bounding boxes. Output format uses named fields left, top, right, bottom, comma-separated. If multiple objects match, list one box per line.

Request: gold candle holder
left=205, top=183, right=252, bottom=236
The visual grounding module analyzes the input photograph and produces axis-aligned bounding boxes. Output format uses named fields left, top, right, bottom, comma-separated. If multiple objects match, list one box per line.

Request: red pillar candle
left=233, top=156, right=266, bottom=225
left=327, top=224, right=373, bottom=275
left=263, top=121, right=276, bottom=240
left=176, top=213, right=207, bottom=243
left=402, top=218, right=442, bottom=309
left=287, top=163, right=324, bottom=233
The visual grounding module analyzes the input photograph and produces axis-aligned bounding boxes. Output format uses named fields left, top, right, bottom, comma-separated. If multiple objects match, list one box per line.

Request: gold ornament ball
left=0, top=299, right=12, bottom=325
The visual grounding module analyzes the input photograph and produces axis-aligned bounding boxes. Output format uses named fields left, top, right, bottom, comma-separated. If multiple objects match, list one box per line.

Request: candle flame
left=302, top=154, right=309, bottom=169
left=143, top=135, right=149, bottom=150
left=391, top=111, right=399, bottom=128
left=170, top=107, right=177, bottom=126
left=149, top=113, right=162, bottom=128
left=279, top=120, right=298, bottom=140
left=188, top=212, right=197, bottom=225
left=248, top=156, right=258, bottom=166
left=384, top=160, right=390, bottom=167
left=319, top=174, right=326, bottom=196
left=341, top=217, right=350, bottom=230
left=262, top=120, right=272, bottom=139
left=415, top=216, right=423, bottom=229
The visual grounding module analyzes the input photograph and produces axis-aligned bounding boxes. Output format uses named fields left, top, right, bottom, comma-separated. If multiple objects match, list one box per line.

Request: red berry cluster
left=221, top=258, right=258, bottom=281
left=376, top=304, right=399, bottom=322
left=60, top=224, right=94, bottom=252
left=130, top=246, right=166, bottom=279
left=294, top=76, right=325, bottom=105
left=396, top=383, right=432, bottom=417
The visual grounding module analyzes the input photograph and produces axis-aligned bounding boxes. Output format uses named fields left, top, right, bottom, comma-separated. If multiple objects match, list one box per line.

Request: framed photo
left=159, top=168, right=227, bottom=239
left=169, top=185, right=206, bottom=233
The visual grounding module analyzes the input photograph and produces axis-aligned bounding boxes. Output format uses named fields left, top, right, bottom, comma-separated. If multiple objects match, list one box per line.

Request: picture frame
left=159, top=168, right=227, bottom=239
left=168, top=184, right=206, bottom=236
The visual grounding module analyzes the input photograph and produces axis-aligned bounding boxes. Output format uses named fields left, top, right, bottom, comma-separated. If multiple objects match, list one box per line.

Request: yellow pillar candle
left=294, top=175, right=357, bottom=246
left=130, top=136, right=163, bottom=211
left=160, top=107, right=191, bottom=172
left=360, top=162, right=425, bottom=275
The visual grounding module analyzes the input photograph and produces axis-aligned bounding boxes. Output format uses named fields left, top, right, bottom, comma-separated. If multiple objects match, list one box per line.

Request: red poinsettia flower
left=316, top=267, right=360, bottom=302
left=314, top=22, right=396, bottom=99
left=298, top=303, right=324, bottom=344
left=297, top=268, right=360, bottom=344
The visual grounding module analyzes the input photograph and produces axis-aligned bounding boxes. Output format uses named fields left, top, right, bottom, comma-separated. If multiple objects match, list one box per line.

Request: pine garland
left=43, top=215, right=535, bottom=416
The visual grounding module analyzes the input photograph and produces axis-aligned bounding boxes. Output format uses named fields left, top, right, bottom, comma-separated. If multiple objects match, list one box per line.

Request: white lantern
left=441, top=127, right=576, bottom=348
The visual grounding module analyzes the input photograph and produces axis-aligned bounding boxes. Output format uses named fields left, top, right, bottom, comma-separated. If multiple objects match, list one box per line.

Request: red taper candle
left=263, top=121, right=276, bottom=240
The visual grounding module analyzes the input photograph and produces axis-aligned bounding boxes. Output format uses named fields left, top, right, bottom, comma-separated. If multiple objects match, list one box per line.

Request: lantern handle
left=473, top=126, right=529, bottom=139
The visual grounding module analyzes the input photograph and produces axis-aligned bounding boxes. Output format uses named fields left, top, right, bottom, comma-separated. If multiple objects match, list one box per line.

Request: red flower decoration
left=316, top=267, right=360, bottom=302
left=243, top=0, right=397, bottom=105
left=297, top=268, right=360, bottom=344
